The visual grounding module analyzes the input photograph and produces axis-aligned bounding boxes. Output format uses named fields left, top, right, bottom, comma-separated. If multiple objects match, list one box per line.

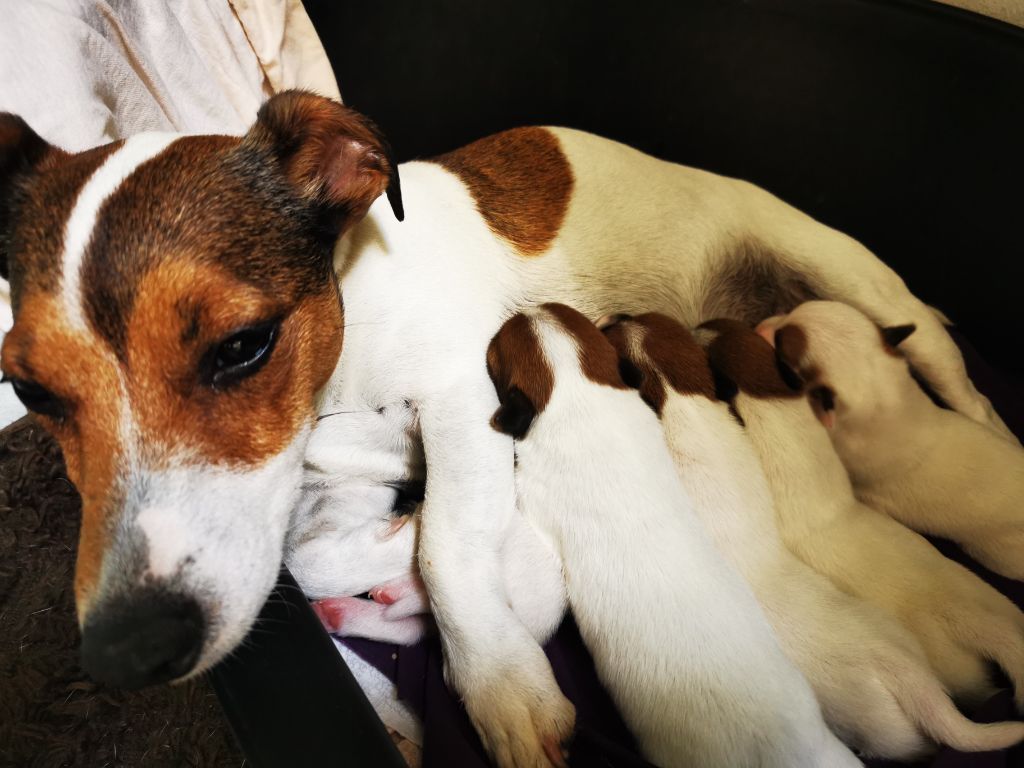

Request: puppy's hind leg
left=738, top=187, right=1012, bottom=438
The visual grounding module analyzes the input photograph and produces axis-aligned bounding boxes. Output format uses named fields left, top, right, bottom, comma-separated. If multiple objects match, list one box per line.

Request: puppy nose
left=80, top=590, right=204, bottom=689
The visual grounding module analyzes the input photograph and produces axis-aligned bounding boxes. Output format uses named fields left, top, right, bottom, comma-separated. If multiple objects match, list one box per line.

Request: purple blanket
left=344, top=329, right=1024, bottom=768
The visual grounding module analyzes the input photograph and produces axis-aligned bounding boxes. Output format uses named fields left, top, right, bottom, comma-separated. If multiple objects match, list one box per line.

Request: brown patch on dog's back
left=432, top=128, right=573, bottom=256
left=486, top=313, right=554, bottom=415
left=542, top=303, right=628, bottom=390
left=701, top=319, right=801, bottom=399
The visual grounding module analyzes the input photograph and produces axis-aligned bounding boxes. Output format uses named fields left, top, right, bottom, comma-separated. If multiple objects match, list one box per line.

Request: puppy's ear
left=774, top=325, right=808, bottom=391
left=881, top=324, right=916, bottom=348
left=617, top=357, right=644, bottom=389
left=810, top=385, right=837, bottom=429
left=244, top=90, right=403, bottom=233
left=490, top=386, right=538, bottom=439
left=0, top=114, right=54, bottom=280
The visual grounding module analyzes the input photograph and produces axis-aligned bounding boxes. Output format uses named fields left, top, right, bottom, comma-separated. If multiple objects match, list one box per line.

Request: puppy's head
left=486, top=303, right=627, bottom=438
left=696, top=318, right=806, bottom=411
left=599, top=312, right=714, bottom=414
left=0, top=91, right=401, bottom=687
left=754, top=301, right=916, bottom=428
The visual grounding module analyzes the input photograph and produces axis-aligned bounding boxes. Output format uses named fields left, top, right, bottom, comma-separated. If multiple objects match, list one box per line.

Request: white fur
left=509, top=308, right=859, bottom=768
left=119, top=429, right=309, bottom=675
left=765, top=300, right=1024, bottom=581
left=61, top=132, right=178, bottom=330
left=302, top=132, right=1013, bottom=765
left=628, top=322, right=1010, bottom=758
left=725, top=348, right=1024, bottom=724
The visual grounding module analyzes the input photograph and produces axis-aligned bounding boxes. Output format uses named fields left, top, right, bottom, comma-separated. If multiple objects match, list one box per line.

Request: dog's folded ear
left=490, top=386, right=538, bottom=439
left=0, top=114, right=55, bottom=280
left=243, top=90, right=404, bottom=233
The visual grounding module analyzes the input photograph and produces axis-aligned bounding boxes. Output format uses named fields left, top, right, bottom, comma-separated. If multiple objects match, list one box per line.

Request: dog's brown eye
left=6, top=377, right=64, bottom=419
left=203, top=320, right=280, bottom=389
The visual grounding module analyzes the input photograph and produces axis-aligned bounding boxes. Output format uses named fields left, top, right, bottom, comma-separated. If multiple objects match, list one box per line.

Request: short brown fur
left=701, top=319, right=803, bottom=399
left=432, top=128, right=574, bottom=256
left=636, top=313, right=716, bottom=401
left=486, top=313, right=554, bottom=418
left=542, top=303, right=628, bottom=390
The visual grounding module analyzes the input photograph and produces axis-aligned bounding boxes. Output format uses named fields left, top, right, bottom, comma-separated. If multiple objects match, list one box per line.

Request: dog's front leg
left=416, top=382, right=574, bottom=768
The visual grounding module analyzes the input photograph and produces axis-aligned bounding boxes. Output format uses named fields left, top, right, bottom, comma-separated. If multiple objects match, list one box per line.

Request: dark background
left=305, top=0, right=1024, bottom=377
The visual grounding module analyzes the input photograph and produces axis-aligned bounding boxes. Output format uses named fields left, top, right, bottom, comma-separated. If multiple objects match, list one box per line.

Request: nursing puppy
left=290, top=496, right=569, bottom=650
left=486, top=303, right=859, bottom=768
left=604, top=312, right=1024, bottom=758
left=759, top=300, right=1024, bottom=581
left=703, top=319, right=1024, bottom=715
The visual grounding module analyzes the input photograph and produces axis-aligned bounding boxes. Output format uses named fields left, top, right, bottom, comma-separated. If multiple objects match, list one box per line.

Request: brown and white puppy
left=605, top=313, right=1024, bottom=757
left=702, top=319, right=1024, bottom=714
left=486, top=303, right=860, bottom=768
left=0, top=91, right=1010, bottom=766
left=759, top=300, right=1024, bottom=581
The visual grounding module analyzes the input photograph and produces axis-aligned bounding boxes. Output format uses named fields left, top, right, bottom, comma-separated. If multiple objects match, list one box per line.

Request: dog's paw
left=463, top=662, right=575, bottom=768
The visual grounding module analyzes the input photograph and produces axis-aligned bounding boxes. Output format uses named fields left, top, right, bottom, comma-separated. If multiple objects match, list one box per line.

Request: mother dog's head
left=0, top=91, right=401, bottom=687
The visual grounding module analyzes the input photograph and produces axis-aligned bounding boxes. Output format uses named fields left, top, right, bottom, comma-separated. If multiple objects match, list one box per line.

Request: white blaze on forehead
left=61, top=132, right=181, bottom=330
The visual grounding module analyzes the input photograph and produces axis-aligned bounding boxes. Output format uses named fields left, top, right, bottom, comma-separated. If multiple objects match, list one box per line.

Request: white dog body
left=487, top=304, right=859, bottom=768
left=607, top=314, right=1024, bottom=758
left=759, top=300, right=1024, bottom=581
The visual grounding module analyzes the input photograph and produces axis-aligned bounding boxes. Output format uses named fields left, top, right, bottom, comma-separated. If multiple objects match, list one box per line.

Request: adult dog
left=0, top=91, right=1006, bottom=766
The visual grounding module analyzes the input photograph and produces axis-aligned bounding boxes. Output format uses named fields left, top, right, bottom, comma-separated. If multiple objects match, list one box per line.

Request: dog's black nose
left=80, top=590, right=204, bottom=689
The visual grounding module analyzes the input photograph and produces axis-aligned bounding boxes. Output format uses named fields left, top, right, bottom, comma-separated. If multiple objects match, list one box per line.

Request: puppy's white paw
left=464, top=662, right=575, bottom=768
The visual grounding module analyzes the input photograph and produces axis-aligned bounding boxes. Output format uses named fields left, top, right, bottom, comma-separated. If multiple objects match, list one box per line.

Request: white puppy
left=486, top=303, right=860, bottom=768
left=758, top=300, right=1024, bottom=581
left=288, top=490, right=567, bottom=649
left=603, top=312, right=1024, bottom=758
left=702, top=318, right=1024, bottom=718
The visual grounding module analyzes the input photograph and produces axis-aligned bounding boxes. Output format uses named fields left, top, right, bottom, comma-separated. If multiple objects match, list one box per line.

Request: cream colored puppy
left=758, top=300, right=1024, bottom=581
left=486, top=303, right=861, bottom=768
left=702, top=318, right=1024, bottom=715
left=605, top=312, right=1024, bottom=757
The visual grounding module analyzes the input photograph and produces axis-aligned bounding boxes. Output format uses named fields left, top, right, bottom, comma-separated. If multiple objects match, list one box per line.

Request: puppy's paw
left=464, top=662, right=575, bottom=768
left=311, top=596, right=432, bottom=645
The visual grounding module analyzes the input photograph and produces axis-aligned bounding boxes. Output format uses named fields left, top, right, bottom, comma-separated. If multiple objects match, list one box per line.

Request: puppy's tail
left=892, top=660, right=1024, bottom=752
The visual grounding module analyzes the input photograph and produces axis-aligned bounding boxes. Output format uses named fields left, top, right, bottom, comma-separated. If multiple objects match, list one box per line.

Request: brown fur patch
left=700, top=318, right=802, bottom=400
left=542, top=303, right=628, bottom=390
left=602, top=322, right=667, bottom=414
left=124, top=259, right=343, bottom=467
left=636, top=313, right=715, bottom=400
left=0, top=292, right=126, bottom=608
left=432, top=128, right=573, bottom=256
left=80, top=135, right=336, bottom=358
left=486, top=313, right=554, bottom=416
left=774, top=324, right=808, bottom=373
left=242, top=90, right=399, bottom=222
left=5, top=141, right=121, bottom=306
